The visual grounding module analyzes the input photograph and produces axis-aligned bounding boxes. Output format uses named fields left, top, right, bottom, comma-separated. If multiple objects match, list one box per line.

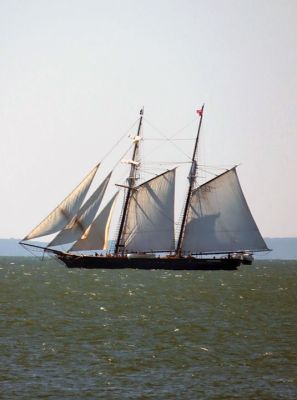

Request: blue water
left=0, top=258, right=296, bottom=399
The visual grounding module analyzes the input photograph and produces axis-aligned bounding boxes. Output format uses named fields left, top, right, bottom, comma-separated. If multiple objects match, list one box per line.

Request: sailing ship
left=20, top=107, right=269, bottom=270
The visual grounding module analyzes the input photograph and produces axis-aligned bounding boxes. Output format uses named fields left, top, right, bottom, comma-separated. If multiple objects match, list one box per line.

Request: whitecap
left=263, top=352, right=272, bottom=356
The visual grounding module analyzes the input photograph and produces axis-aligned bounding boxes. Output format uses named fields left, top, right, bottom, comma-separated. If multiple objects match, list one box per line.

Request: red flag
left=196, top=108, right=203, bottom=117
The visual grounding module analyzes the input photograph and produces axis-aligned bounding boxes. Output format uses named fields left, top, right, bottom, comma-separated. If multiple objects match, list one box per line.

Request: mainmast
left=176, top=105, right=204, bottom=255
left=114, top=109, right=143, bottom=254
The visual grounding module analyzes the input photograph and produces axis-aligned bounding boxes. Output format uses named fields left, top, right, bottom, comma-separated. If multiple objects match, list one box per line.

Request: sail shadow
left=185, top=213, right=221, bottom=250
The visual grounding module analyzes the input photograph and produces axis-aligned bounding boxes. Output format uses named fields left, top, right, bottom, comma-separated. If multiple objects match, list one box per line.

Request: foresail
left=48, top=172, right=112, bottom=247
left=23, top=165, right=99, bottom=241
left=70, top=192, right=118, bottom=251
left=122, top=169, right=176, bottom=253
left=182, top=168, right=268, bottom=253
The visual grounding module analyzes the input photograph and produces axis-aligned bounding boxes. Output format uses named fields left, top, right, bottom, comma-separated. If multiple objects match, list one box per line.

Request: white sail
left=122, top=169, right=176, bottom=252
left=70, top=192, right=118, bottom=251
left=182, top=168, right=268, bottom=253
left=48, top=172, right=111, bottom=247
left=23, top=165, right=99, bottom=240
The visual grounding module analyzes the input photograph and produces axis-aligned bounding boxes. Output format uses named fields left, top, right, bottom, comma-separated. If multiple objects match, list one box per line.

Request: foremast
left=176, top=105, right=204, bottom=256
left=114, top=109, right=143, bottom=255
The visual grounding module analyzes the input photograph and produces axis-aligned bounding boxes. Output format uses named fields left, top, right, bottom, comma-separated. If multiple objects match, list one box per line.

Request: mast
left=114, top=109, right=143, bottom=254
left=176, top=105, right=204, bottom=255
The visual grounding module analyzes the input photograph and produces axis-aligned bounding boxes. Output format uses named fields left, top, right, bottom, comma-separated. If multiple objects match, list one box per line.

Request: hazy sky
left=1, top=0, right=297, bottom=239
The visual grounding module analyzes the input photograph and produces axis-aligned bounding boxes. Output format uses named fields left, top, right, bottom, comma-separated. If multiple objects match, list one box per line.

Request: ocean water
left=0, top=258, right=296, bottom=399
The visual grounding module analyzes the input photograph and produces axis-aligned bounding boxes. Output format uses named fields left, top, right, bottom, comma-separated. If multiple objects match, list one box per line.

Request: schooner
left=20, top=107, right=268, bottom=270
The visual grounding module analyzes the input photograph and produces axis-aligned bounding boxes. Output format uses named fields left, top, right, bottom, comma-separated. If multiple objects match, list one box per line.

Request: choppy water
left=0, top=257, right=296, bottom=399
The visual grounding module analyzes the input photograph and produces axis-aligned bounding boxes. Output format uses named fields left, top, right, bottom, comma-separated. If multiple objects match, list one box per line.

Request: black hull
left=56, top=254, right=242, bottom=270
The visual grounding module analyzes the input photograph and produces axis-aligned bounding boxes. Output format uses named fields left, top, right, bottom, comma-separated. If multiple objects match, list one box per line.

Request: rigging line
left=143, top=118, right=194, bottom=161
left=110, top=142, right=134, bottom=174
left=144, top=116, right=197, bottom=140
left=170, top=118, right=200, bottom=139
left=100, top=119, right=139, bottom=163
left=91, top=143, right=134, bottom=198
left=197, top=166, right=231, bottom=179
left=197, top=167, right=220, bottom=178
left=144, top=138, right=196, bottom=141
left=137, top=169, right=166, bottom=178
left=142, top=141, right=191, bottom=164
left=198, top=164, right=235, bottom=171
left=197, top=164, right=232, bottom=168
left=198, top=171, right=221, bottom=180
left=144, top=161, right=191, bottom=165
left=139, top=164, right=182, bottom=177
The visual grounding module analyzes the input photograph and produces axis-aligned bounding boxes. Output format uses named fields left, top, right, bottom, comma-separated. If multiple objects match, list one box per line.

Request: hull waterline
left=56, top=254, right=242, bottom=270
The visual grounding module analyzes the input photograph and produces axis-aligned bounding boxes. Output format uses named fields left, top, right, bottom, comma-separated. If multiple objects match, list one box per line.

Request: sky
left=1, top=0, right=297, bottom=239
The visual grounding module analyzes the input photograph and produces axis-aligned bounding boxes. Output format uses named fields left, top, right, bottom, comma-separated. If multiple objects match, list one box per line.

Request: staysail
left=23, top=165, right=99, bottom=240
left=121, top=169, right=176, bottom=253
left=48, top=172, right=112, bottom=247
left=70, top=192, right=118, bottom=251
left=182, top=168, right=268, bottom=253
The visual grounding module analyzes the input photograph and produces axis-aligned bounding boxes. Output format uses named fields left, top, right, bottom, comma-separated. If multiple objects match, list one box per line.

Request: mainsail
left=48, top=172, right=112, bottom=247
left=70, top=192, right=118, bottom=251
left=121, top=169, right=176, bottom=253
left=182, top=168, right=268, bottom=253
left=23, top=165, right=99, bottom=240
